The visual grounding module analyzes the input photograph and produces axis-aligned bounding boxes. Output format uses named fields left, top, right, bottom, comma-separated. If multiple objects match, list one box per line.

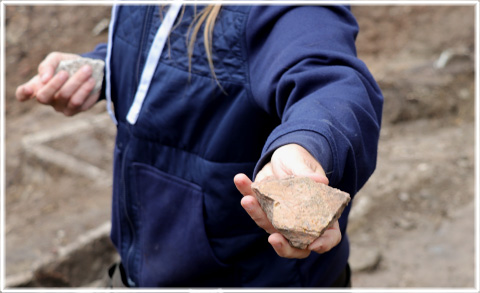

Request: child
left=16, top=5, right=383, bottom=287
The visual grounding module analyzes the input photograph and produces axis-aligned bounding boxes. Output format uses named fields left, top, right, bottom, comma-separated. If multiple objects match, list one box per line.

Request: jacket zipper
left=135, top=6, right=153, bottom=88
left=122, top=142, right=137, bottom=286
left=125, top=6, right=153, bottom=286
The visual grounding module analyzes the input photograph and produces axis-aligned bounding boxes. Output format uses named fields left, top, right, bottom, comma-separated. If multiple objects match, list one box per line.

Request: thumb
left=16, top=75, right=43, bottom=102
left=38, top=55, right=60, bottom=83
left=291, top=164, right=329, bottom=185
left=38, top=52, right=77, bottom=83
left=302, top=172, right=329, bottom=185
left=271, top=144, right=329, bottom=185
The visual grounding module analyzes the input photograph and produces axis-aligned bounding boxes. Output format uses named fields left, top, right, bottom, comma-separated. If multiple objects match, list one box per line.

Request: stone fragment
left=55, top=57, right=105, bottom=95
left=92, top=18, right=110, bottom=36
left=349, top=245, right=382, bottom=272
left=251, top=176, right=351, bottom=249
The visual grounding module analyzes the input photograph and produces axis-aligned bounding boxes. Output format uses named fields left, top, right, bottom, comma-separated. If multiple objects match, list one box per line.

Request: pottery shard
left=55, top=57, right=105, bottom=94
left=251, top=176, right=350, bottom=249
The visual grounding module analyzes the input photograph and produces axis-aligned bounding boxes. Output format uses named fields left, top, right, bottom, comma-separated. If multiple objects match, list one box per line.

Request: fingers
left=233, top=173, right=253, bottom=196
left=268, top=221, right=341, bottom=258
left=304, top=172, right=329, bottom=185
left=308, top=221, right=342, bottom=254
left=16, top=73, right=56, bottom=102
left=38, top=52, right=66, bottom=83
left=268, top=233, right=311, bottom=259
left=15, top=85, right=33, bottom=102
left=255, top=162, right=273, bottom=182
left=239, top=188, right=310, bottom=255
left=34, top=64, right=97, bottom=116
left=16, top=51, right=95, bottom=116
left=269, top=221, right=342, bottom=258
left=234, top=174, right=278, bottom=234
left=80, top=89, right=101, bottom=112
left=16, top=75, right=41, bottom=102
left=62, top=78, right=96, bottom=116
left=241, top=195, right=277, bottom=234
left=55, top=65, right=95, bottom=115
left=56, top=65, right=92, bottom=100
left=36, top=71, right=69, bottom=104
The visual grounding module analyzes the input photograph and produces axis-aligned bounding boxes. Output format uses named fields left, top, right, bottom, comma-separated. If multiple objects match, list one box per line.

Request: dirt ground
left=3, top=4, right=477, bottom=288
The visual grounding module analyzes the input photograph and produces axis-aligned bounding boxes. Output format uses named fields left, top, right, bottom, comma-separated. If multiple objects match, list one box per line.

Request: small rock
left=251, top=176, right=350, bottom=249
left=394, top=218, right=416, bottom=230
left=346, top=195, right=372, bottom=234
left=55, top=57, right=105, bottom=95
left=398, top=192, right=410, bottom=202
left=349, top=246, right=382, bottom=272
left=419, top=189, right=432, bottom=198
left=56, top=229, right=65, bottom=239
left=416, top=163, right=429, bottom=172
left=92, top=18, right=110, bottom=36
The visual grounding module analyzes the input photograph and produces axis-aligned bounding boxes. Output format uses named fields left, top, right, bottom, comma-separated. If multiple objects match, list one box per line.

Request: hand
left=234, top=143, right=342, bottom=259
left=15, top=52, right=100, bottom=116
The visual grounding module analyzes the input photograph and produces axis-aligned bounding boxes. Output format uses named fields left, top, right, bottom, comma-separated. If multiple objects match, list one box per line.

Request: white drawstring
left=126, top=3, right=183, bottom=125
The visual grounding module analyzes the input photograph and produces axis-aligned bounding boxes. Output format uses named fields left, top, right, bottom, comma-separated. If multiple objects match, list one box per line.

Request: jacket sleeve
left=246, top=6, right=383, bottom=195
left=81, top=43, right=108, bottom=60
left=81, top=43, right=108, bottom=100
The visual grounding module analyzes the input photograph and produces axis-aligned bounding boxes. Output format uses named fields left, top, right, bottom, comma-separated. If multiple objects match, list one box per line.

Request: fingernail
left=89, top=77, right=96, bottom=84
left=23, top=85, right=32, bottom=95
left=40, top=72, right=50, bottom=83
left=58, top=71, right=69, bottom=81
left=244, top=203, right=253, bottom=212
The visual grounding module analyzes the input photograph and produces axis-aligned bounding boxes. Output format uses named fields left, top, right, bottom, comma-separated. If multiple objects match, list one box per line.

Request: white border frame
left=0, top=1, right=478, bottom=293
left=1, top=1, right=5, bottom=292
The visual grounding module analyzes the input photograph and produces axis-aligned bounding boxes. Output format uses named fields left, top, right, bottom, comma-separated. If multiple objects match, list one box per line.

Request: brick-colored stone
left=251, top=176, right=350, bottom=249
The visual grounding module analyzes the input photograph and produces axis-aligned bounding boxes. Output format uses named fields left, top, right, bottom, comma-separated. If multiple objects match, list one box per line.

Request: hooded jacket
left=84, top=5, right=383, bottom=287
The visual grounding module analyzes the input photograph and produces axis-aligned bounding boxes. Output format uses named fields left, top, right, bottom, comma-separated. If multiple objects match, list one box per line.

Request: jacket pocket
left=131, top=162, right=231, bottom=287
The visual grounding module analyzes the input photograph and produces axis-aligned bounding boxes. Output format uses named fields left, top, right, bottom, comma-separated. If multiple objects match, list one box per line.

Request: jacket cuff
left=81, top=43, right=108, bottom=101
left=253, top=129, right=335, bottom=183
left=81, top=43, right=108, bottom=60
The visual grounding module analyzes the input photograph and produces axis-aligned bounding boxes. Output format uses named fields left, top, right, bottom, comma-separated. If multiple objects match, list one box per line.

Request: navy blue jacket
left=84, top=5, right=383, bottom=287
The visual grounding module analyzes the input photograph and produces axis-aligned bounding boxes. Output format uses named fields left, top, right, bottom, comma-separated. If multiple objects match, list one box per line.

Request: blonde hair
left=163, top=5, right=223, bottom=91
